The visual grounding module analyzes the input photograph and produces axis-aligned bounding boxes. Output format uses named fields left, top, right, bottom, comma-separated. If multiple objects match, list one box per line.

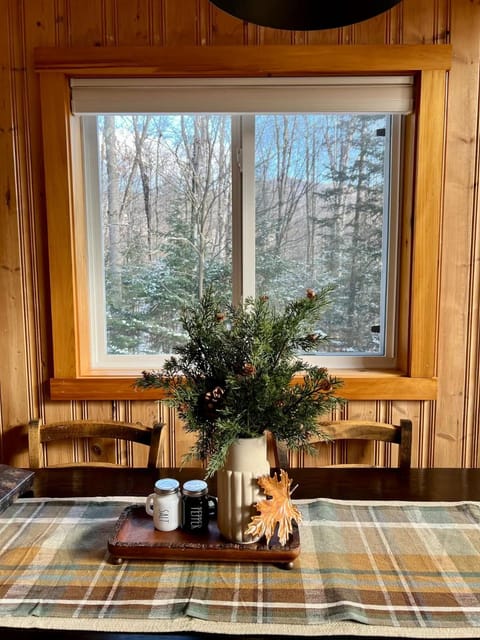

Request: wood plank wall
left=0, top=0, right=478, bottom=469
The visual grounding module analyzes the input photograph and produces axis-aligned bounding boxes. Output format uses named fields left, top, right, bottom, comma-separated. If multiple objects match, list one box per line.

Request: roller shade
left=70, top=76, right=415, bottom=115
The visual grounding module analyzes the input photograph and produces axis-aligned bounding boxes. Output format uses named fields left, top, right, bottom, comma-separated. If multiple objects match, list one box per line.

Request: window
left=74, top=77, right=411, bottom=371
left=36, top=44, right=449, bottom=399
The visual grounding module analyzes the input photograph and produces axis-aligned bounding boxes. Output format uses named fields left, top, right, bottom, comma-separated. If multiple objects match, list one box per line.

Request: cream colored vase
left=216, top=435, right=270, bottom=544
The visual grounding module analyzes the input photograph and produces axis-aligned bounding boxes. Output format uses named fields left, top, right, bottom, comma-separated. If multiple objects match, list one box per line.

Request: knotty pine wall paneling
left=436, top=0, right=480, bottom=467
left=0, top=0, right=44, bottom=466
left=0, top=0, right=479, bottom=469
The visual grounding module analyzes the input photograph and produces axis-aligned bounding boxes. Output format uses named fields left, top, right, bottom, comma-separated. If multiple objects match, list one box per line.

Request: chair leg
left=398, top=419, right=412, bottom=469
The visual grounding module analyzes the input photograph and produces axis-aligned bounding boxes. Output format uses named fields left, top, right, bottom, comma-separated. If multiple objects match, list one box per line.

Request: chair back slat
left=270, top=419, right=412, bottom=469
left=28, top=419, right=165, bottom=469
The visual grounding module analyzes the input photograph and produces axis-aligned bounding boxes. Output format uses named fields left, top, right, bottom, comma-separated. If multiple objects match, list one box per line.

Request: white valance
left=70, top=76, right=415, bottom=115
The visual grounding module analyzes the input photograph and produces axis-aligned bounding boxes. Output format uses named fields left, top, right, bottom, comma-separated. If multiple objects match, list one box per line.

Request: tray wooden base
left=107, top=504, right=300, bottom=568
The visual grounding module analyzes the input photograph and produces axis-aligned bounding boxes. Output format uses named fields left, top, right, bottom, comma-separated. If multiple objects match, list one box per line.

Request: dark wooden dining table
left=4, top=466, right=480, bottom=640
left=30, top=465, right=480, bottom=502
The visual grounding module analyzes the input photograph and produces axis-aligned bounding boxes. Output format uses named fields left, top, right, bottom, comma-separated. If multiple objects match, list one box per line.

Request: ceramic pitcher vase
left=216, top=435, right=270, bottom=544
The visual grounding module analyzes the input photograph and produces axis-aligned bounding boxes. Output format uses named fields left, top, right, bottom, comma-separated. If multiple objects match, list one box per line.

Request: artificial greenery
left=136, top=288, right=344, bottom=476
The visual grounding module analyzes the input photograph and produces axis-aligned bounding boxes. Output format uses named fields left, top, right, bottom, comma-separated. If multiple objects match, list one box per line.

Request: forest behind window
left=82, top=111, right=399, bottom=367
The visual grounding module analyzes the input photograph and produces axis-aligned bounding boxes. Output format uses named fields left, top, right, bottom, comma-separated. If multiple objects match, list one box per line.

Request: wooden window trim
left=35, top=44, right=451, bottom=402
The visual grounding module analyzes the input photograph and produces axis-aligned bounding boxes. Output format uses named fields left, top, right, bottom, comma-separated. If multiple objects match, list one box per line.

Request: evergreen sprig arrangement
left=136, top=288, right=344, bottom=476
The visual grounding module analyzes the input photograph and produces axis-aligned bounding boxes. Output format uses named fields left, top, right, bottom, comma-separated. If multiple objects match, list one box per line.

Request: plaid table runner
left=0, top=497, right=480, bottom=637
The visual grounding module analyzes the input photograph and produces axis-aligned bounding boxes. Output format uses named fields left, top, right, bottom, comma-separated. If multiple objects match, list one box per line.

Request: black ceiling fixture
left=209, top=0, right=402, bottom=31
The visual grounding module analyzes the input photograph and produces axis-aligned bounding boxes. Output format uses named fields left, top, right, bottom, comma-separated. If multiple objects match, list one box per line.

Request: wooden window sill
left=49, top=371, right=437, bottom=401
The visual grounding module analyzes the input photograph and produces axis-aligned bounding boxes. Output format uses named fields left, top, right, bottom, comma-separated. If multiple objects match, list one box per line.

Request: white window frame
left=77, top=78, right=410, bottom=372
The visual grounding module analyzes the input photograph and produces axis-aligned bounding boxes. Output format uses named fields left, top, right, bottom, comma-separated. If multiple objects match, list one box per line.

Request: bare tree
left=132, top=115, right=154, bottom=260
left=103, top=115, right=122, bottom=306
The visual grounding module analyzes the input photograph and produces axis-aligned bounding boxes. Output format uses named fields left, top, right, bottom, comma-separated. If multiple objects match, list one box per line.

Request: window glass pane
left=95, top=114, right=232, bottom=355
left=85, top=110, right=398, bottom=366
left=255, top=114, right=391, bottom=356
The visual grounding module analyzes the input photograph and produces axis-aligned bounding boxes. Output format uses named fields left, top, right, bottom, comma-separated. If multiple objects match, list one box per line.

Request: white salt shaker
left=145, top=478, right=181, bottom=531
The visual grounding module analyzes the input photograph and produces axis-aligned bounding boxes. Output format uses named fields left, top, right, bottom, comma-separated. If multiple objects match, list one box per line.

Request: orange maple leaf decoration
left=245, top=469, right=302, bottom=546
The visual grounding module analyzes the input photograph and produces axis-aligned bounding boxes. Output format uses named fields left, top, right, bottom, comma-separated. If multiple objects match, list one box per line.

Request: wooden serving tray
left=107, top=504, right=300, bottom=568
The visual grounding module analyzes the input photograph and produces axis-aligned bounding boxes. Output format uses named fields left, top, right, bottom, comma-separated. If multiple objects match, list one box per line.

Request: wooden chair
left=28, top=419, right=165, bottom=469
left=271, top=419, right=412, bottom=469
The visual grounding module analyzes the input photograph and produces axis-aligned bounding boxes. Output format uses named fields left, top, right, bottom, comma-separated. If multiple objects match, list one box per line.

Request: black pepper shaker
left=181, top=480, right=217, bottom=533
